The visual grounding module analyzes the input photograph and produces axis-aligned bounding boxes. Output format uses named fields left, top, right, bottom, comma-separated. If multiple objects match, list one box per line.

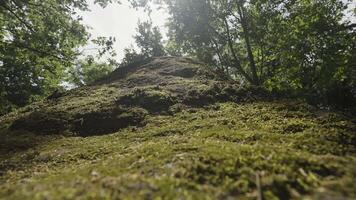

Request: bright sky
left=79, top=0, right=169, bottom=61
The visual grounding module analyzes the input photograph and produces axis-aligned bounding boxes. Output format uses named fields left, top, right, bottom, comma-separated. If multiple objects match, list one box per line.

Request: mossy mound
left=1, top=57, right=267, bottom=136
left=0, top=102, right=355, bottom=199
left=0, top=57, right=355, bottom=199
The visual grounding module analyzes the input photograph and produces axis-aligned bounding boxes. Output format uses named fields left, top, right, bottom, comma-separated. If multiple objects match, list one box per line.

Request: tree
left=160, top=0, right=355, bottom=94
left=162, top=0, right=262, bottom=84
left=134, top=20, right=166, bottom=57
left=0, top=0, right=120, bottom=114
left=65, top=56, right=114, bottom=87
left=120, top=47, right=147, bottom=67
left=64, top=36, right=118, bottom=87
left=0, top=0, right=89, bottom=114
left=250, top=0, right=355, bottom=93
left=118, top=20, right=166, bottom=67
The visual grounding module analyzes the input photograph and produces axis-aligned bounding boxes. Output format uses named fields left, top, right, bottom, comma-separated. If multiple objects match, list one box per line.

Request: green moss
left=0, top=101, right=355, bottom=199
left=0, top=58, right=355, bottom=199
left=117, top=88, right=176, bottom=113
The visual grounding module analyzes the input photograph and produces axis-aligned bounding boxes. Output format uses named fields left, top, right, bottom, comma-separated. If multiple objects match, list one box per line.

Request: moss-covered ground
left=1, top=100, right=355, bottom=200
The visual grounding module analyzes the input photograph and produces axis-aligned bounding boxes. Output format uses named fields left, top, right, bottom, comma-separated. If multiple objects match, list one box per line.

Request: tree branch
left=223, top=16, right=253, bottom=83
left=0, top=3, right=35, bottom=33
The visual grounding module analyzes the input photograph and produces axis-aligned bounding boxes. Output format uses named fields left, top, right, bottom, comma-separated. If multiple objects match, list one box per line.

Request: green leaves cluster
left=134, top=20, right=165, bottom=58
left=120, top=20, right=166, bottom=67
left=158, top=0, right=355, bottom=105
left=0, top=0, right=119, bottom=114
left=65, top=56, right=114, bottom=87
left=0, top=0, right=90, bottom=114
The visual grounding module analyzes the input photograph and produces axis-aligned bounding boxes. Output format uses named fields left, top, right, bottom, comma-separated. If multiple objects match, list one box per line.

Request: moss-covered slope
left=1, top=57, right=267, bottom=137
left=0, top=57, right=355, bottom=199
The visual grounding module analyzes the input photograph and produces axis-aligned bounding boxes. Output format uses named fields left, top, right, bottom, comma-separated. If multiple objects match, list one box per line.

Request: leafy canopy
left=0, top=0, right=122, bottom=114
left=154, top=0, right=355, bottom=107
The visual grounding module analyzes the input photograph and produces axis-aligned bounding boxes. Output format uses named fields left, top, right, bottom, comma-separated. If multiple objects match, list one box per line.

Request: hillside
left=0, top=57, right=355, bottom=199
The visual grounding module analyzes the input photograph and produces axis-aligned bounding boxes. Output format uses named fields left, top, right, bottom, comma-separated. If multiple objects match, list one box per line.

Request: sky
left=79, top=0, right=169, bottom=61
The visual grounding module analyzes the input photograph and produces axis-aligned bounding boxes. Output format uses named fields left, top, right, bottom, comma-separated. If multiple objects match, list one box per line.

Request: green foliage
left=0, top=0, right=121, bottom=115
left=0, top=0, right=90, bottom=108
left=120, top=47, right=148, bottom=67
left=120, top=20, right=166, bottom=67
left=65, top=35, right=118, bottom=87
left=134, top=20, right=166, bottom=57
left=157, top=0, right=355, bottom=106
left=65, top=56, right=114, bottom=87
left=162, top=0, right=261, bottom=84
left=258, top=0, right=355, bottom=89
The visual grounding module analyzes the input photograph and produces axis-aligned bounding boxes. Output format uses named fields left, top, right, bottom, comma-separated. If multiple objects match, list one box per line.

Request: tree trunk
left=223, top=17, right=254, bottom=84
left=237, top=3, right=259, bottom=85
